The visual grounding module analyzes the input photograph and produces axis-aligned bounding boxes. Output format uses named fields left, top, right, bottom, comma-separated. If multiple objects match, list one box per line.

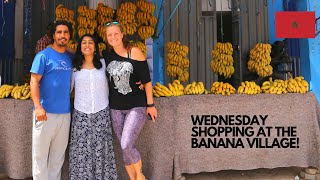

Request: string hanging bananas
left=136, top=0, right=157, bottom=40
left=261, top=76, right=309, bottom=94
left=55, top=4, right=76, bottom=39
left=117, top=2, right=137, bottom=35
left=210, top=82, right=236, bottom=95
left=130, top=41, right=147, bottom=57
left=210, top=42, right=234, bottom=78
left=166, top=41, right=190, bottom=83
left=77, top=6, right=97, bottom=38
left=247, top=43, right=272, bottom=77
left=0, top=83, right=31, bottom=100
left=237, top=81, right=261, bottom=95
left=96, top=3, right=114, bottom=42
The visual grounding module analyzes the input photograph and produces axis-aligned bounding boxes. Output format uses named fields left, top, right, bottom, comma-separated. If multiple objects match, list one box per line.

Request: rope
left=1, top=0, right=6, bottom=37
left=156, top=0, right=182, bottom=38
left=220, top=0, right=224, bottom=42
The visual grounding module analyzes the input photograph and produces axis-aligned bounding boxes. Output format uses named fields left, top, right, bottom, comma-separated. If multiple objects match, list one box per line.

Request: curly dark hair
left=104, top=20, right=132, bottom=52
left=50, top=20, right=73, bottom=44
left=73, top=34, right=102, bottom=71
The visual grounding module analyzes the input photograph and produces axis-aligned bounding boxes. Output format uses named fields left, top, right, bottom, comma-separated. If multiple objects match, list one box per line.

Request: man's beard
left=58, top=43, right=67, bottom=47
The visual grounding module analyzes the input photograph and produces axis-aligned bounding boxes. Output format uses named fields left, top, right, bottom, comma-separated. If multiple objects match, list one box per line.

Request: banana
left=248, top=43, right=272, bottom=77
left=210, top=42, right=234, bottom=78
left=237, top=81, right=261, bottom=95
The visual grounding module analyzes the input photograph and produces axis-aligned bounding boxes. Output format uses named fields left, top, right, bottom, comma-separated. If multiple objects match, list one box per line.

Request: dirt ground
left=0, top=167, right=303, bottom=180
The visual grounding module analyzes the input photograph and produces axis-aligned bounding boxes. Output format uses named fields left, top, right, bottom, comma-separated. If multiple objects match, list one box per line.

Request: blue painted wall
left=151, top=0, right=164, bottom=85
left=307, top=0, right=320, bottom=102
left=268, top=0, right=284, bottom=44
left=0, top=0, right=15, bottom=59
left=268, top=0, right=320, bottom=102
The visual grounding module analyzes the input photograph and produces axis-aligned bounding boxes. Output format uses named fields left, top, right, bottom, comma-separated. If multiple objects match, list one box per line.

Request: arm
left=131, top=47, right=158, bottom=122
left=30, top=73, right=47, bottom=121
left=145, top=81, right=157, bottom=122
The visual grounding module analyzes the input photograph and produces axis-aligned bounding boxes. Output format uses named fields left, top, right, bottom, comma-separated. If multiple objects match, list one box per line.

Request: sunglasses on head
left=105, top=21, right=119, bottom=27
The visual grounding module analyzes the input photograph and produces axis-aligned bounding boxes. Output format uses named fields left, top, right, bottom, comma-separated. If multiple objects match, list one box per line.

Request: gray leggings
left=111, top=107, right=146, bottom=165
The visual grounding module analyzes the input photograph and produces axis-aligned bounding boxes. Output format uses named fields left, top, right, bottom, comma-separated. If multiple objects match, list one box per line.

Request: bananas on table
left=184, top=82, right=208, bottom=95
left=166, top=41, right=190, bottom=83
left=287, top=76, right=309, bottom=93
left=130, top=41, right=147, bottom=57
left=211, top=82, right=236, bottom=95
left=237, top=81, right=261, bottom=95
left=261, top=76, right=308, bottom=94
left=210, top=42, right=234, bottom=78
left=168, top=80, right=184, bottom=96
left=77, top=6, right=97, bottom=37
left=152, top=82, right=172, bottom=97
left=248, top=43, right=272, bottom=77
left=55, top=4, right=76, bottom=39
left=0, top=83, right=31, bottom=100
left=136, top=0, right=157, bottom=40
left=97, top=3, right=114, bottom=42
left=117, top=2, right=137, bottom=35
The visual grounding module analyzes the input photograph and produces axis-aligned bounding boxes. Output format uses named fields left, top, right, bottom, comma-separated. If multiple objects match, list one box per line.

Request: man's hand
left=35, top=106, right=47, bottom=121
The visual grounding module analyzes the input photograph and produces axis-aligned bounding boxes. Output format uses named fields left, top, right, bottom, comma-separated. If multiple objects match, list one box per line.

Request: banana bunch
left=211, top=82, right=236, bottom=95
left=237, top=81, right=261, bottom=95
left=77, top=6, right=97, bottom=37
left=166, top=41, right=190, bottom=83
left=130, top=41, right=147, bottom=57
left=55, top=4, right=76, bottom=38
left=168, top=80, right=184, bottom=96
left=0, top=84, right=14, bottom=98
left=98, top=43, right=107, bottom=53
left=247, top=43, right=272, bottom=77
left=96, top=3, right=114, bottom=42
left=184, top=82, right=207, bottom=95
left=137, top=26, right=155, bottom=40
left=287, top=76, right=309, bottom=93
left=261, top=78, right=288, bottom=94
left=11, top=83, right=31, bottom=100
left=117, top=2, right=138, bottom=35
left=210, top=42, right=234, bottom=78
left=136, top=0, right=156, bottom=13
left=136, top=0, right=157, bottom=40
left=152, top=82, right=172, bottom=97
left=67, top=40, right=77, bottom=50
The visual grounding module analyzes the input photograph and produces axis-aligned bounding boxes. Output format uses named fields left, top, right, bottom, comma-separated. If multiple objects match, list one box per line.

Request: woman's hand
left=146, top=106, right=157, bottom=122
left=136, top=81, right=145, bottom=90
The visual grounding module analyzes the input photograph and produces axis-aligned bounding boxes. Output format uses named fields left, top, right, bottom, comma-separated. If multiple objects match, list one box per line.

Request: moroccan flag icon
left=275, top=12, right=315, bottom=38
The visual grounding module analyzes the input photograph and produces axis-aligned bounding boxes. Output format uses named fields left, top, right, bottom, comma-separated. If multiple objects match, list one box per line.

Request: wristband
left=147, top=103, right=155, bottom=107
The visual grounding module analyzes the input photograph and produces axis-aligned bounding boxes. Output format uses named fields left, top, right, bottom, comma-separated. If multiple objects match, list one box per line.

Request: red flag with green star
left=275, top=12, right=315, bottom=38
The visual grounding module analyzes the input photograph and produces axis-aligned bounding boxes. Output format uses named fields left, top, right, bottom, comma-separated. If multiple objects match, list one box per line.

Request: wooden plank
left=178, top=0, right=189, bottom=85
left=188, top=0, right=199, bottom=84
left=204, top=16, right=216, bottom=89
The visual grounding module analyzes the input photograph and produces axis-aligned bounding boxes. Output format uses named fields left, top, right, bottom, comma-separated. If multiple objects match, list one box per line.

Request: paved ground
left=0, top=167, right=303, bottom=180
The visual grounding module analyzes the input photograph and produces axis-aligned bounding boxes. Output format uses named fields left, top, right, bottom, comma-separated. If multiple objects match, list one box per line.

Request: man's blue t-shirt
left=30, top=47, right=72, bottom=114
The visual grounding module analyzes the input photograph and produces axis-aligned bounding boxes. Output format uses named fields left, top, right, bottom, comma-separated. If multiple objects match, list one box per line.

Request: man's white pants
left=32, top=112, right=70, bottom=180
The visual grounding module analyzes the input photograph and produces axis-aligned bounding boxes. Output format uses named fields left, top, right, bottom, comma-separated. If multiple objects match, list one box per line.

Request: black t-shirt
left=103, top=50, right=151, bottom=110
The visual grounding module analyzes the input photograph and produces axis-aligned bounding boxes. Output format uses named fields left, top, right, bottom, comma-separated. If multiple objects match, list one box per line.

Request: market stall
left=1, top=92, right=320, bottom=180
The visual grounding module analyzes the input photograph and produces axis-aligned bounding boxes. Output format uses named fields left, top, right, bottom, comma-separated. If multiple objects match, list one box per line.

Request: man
left=35, top=23, right=54, bottom=54
left=30, top=20, right=73, bottom=180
